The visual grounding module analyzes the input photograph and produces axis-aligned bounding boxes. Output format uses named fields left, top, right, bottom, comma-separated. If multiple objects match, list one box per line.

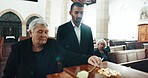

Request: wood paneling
left=138, top=24, right=148, bottom=42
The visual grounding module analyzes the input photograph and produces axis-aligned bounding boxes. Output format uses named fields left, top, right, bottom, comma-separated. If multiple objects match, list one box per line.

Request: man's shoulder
left=58, top=22, right=72, bottom=31
left=59, top=21, right=71, bottom=27
left=81, top=23, right=90, bottom=28
left=81, top=23, right=91, bottom=29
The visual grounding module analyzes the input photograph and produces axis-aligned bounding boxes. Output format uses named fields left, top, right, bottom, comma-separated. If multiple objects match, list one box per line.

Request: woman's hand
left=87, top=55, right=102, bottom=67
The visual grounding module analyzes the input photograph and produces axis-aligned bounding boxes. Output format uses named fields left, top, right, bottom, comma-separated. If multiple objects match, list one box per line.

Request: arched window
left=0, top=12, right=22, bottom=43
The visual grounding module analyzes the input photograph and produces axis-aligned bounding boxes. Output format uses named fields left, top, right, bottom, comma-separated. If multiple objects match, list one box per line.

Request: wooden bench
left=18, top=36, right=30, bottom=41
left=0, top=36, right=4, bottom=61
left=125, top=42, right=144, bottom=50
left=109, top=49, right=146, bottom=64
left=110, top=45, right=126, bottom=52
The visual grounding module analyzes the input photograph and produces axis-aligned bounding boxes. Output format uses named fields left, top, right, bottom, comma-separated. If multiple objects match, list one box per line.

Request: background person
left=104, top=38, right=111, bottom=52
left=94, top=39, right=110, bottom=61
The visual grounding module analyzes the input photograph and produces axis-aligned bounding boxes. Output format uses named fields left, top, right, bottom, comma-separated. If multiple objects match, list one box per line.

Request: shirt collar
left=71, top=20, right=81, bottom=28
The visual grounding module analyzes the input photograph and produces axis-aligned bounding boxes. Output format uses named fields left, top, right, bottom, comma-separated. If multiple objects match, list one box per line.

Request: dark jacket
left=2, top=38, right=89, bottom=78
left=57, top=21, right=94, bottom=55
left=94, top=49, right=109, bottom=61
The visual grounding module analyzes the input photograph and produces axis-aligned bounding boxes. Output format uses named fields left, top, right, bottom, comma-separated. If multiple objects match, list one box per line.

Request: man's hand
left=87, top=56, right=102, bottom=67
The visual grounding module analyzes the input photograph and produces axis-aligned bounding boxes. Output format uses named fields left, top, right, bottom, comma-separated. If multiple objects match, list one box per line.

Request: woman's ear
left=28, top=30, right=33, bottom=37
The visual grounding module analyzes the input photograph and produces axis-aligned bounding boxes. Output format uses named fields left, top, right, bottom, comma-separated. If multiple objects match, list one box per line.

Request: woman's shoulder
left=12, top=38, right=31, bottom=46
left=94, top=49, right=101, bottom=54
left=46, top=37, right=58, bottom=46
left=47, top=37, right=56, bottom=42
left=94, top=48, right=99, bottom=52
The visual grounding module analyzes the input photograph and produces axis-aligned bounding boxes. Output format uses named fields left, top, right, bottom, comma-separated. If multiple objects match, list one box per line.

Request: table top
left=47, top=61, right=148, bottom=78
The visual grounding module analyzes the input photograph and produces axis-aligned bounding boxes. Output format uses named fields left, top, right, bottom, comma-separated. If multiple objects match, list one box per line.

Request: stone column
left=96, top=0, right=109, bottom=39
left=45, top=0, right=51, bottom=36
left=45, top=0, right=70, bottom=37
left=55, top=0, right=70, bottom=37
left=60, top=0, right=69, bottom=24
left=22, top=21, right=26, bottom=36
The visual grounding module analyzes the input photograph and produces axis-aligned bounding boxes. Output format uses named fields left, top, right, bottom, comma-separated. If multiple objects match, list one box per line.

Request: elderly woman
left=2, top=18, right=101, bottom=78
left=94, top=39, right=109, bottom=61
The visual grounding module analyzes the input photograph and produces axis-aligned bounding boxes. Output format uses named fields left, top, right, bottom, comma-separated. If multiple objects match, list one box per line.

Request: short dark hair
left=70, top=2, right=84, bottom=11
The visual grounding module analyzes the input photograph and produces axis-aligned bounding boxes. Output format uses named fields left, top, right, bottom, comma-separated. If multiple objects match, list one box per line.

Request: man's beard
left=75, top=18, right=82, bottom=25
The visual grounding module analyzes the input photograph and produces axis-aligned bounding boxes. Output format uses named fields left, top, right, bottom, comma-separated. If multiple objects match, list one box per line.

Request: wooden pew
left=109, top=49, right=146, bottom=64
left=18, top=36, right=30, bottom=41
left=0, top=36, right=4, bottom=61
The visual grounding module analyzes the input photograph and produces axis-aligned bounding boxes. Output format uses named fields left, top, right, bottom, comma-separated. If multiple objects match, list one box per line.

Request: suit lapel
left=69, top=22, right=80, bottom=47
left=80, top=24, right=85, bottom=48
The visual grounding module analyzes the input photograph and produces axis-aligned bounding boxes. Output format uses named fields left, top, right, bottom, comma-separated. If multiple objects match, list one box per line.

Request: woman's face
left=98, top=42, right=105, bottom=50
left=29, top=24, right=49, bottom=46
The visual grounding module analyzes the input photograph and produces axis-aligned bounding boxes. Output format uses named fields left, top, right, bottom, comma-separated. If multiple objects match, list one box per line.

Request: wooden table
left=47, top=62, right=148, bottom=78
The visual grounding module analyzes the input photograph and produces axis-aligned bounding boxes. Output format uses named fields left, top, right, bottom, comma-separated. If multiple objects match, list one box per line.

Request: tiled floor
left=0, top=43, right=13, bottom=77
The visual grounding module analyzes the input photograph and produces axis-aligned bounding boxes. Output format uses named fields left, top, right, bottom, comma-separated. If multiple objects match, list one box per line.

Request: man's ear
left=69, top=11, right=72, bottom=16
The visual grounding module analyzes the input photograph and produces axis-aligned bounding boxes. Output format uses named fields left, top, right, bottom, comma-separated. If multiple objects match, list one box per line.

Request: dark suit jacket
left=57, top=21, right=94, bottom=56
left=2, top=38, right=89, bottom=78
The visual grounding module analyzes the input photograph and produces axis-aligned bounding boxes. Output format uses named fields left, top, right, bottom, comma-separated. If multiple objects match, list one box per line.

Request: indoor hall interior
left=0, top=0, right=148, bottom=77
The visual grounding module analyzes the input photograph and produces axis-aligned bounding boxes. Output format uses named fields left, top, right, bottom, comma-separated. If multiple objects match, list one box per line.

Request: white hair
left=28, top=18, right=48, bottom=31
left=96, top=39, right=107, bottom=48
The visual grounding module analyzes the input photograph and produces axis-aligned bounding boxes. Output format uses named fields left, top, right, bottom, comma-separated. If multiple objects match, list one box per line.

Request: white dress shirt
left=71, top=20, right=81, bottom=45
